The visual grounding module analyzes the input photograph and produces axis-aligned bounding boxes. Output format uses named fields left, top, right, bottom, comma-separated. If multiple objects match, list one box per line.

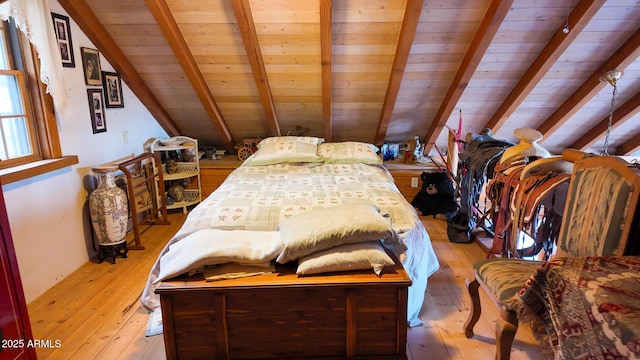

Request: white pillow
left=257, top=136, right=324, bottom=148
left=296, top=241, right=395, bottom=276
left=245, top=137, right=324, bottom=166
left=318, top=142, right=382, bottom=164
left=276, top=204, right=397, bottom=264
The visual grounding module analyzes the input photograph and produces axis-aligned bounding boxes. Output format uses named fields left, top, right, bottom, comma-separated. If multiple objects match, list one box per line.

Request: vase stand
left=97, top=242, right=128, bottom=264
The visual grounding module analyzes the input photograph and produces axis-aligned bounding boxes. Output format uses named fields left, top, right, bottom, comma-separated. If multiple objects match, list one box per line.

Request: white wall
left=2, top=0, right=168, bottom=303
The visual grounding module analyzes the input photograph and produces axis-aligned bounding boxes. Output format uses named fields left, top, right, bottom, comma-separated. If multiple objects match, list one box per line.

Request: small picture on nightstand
left=381, top=144, right=399, bottom=161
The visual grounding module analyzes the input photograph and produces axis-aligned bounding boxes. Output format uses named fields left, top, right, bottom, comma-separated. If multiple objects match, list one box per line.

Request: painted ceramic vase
left=89, top=166, right=128, bottom=246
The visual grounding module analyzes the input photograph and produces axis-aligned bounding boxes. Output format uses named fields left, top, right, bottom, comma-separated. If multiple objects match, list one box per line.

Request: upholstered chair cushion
left=474, top=258, right=543, bottom=303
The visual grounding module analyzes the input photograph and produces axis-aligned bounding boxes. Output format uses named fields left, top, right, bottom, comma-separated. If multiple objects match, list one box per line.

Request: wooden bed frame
left=156, top=254, right=411, bottom=360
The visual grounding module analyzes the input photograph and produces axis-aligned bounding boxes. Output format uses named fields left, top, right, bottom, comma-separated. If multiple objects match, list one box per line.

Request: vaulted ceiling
left=58, top=0, right=640, bottom=157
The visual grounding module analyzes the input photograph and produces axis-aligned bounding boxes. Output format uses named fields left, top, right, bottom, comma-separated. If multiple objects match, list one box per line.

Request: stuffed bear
left=402, top=137, right=418, bottom=164
left=411, top=171, right=457, bottom=220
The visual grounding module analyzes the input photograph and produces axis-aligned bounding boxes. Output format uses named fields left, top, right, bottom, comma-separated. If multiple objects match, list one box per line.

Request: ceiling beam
left=484, top=0, right=605, bottom=133
left=423, top=0, right=513, bottom=154
left=537, top=26, right=640, bottom=140
left=58, top=0, right=180, bottom=136
left=374, top=0, right=424, bottom=146
left=146, top=0, right=235, bottom=154
left=616, top=131, right=640, bottom=155
left=320, top=0, right=332, bottom=142
left=570, top=90, right=640, bottom=151
left=232, top=0, right=281, bottom=137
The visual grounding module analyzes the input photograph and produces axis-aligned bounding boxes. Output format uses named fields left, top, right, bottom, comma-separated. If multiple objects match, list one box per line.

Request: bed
left=141, top=137, right=440, bottom=359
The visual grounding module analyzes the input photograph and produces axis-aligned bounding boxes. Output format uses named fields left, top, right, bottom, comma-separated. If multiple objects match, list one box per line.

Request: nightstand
left=383, top=160, right=437, bottom=202
left=199, top=156, right=243, bottom=198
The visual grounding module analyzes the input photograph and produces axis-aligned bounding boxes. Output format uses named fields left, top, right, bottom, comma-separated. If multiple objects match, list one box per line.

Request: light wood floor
left=27, top=213, right=545, bottom=359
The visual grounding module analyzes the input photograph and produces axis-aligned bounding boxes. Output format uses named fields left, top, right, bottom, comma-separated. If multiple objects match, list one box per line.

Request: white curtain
left=0, top=0, right=71, bottom=114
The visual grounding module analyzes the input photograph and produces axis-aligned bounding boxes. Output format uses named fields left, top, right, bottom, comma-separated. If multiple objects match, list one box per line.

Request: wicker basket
left=183, top=189, right=200, bottom=203
left=175, top=162, right=197, bottom=173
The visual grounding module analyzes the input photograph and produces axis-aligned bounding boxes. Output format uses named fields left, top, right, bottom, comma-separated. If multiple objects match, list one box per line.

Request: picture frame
left=87, top=89, right=107, bottom=134
left=51, top=13, right=75, bottom=68
left=81, top=47, right=102, bottom=86
left=102, top=71, right=124, bottom=108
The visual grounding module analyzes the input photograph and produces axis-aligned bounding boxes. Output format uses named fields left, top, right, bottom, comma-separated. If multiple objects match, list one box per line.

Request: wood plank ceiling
left=58, top=0, right=640, bottom=157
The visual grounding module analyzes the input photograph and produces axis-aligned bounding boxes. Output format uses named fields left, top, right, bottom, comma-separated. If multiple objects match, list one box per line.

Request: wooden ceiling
left=58, top=0, right=640, bottom=157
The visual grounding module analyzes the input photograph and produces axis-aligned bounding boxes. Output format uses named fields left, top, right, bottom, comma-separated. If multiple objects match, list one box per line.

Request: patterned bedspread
left=142, top=162, right=439, bottom=326
left=509, top=256, right=640, bottom=359
left=180, top=162, right=420, bottom=233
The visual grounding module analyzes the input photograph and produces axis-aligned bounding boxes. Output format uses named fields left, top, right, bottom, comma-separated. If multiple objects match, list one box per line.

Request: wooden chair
left=463, top=151, right=640, bottom=359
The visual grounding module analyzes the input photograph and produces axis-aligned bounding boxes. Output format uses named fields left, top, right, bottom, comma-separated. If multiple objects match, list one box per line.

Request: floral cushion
left=474, top=258, right=542, bottom=303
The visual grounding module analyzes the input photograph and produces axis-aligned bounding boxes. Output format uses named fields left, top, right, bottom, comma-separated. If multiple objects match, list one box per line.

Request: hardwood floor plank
left=26, top=212, right=545, bottom=359
left=96, top=308, right=159, bottom=360
left=34, top=259, right=152, bottom=358
left=407, top=323, right=451, bottom=360
left=28, top=213, right=186, bottom=359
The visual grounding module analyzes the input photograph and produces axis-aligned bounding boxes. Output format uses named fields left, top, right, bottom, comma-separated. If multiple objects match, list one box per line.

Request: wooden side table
left=199, top=156, right=243, bottom=198
left=383, top=160, right=439, bottom=202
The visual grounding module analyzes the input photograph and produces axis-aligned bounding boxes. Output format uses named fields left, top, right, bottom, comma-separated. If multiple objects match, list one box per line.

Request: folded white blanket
left=203, top=262, right=276, bottom=281
left=154, top=229, right=283, bottom=283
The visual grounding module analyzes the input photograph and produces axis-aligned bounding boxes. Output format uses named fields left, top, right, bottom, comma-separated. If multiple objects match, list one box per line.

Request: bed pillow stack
left=243, top=137, right=383, bottom=166
left=276, top=204, right=400, bottom=275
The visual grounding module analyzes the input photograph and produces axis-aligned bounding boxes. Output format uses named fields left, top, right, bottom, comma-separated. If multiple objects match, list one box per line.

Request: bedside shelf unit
left=149, top=136, right=201, bottom=214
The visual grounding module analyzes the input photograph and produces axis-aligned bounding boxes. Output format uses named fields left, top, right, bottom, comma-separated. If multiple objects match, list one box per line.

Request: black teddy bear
left=411, top=171, right=458, bottom=220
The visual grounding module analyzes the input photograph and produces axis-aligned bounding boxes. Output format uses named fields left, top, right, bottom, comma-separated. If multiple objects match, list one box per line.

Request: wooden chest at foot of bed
left=156, top=260, right=411, bottom=360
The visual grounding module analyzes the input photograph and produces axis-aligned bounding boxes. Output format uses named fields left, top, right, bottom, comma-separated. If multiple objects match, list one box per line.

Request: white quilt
left=154, top=229, right=283, bottom=282
left=141, top=162, right=439, bottom=326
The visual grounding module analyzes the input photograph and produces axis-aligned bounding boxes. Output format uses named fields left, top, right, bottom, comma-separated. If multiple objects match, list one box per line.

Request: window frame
left=0, top=68, right=40, bottom=167
left=0, top=19, right=78, bottom=185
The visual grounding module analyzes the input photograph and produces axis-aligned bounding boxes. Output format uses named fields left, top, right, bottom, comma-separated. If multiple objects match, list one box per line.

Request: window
left=0, top=19, right=77, bottom=183
left=0, top=19, right=39, bottom=168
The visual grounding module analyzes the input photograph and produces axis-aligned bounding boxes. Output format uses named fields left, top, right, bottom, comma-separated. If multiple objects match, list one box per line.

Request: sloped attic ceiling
left=59, top=0, right=640, bottom=157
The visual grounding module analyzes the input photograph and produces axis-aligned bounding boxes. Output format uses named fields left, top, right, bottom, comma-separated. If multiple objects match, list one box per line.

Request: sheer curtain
left=0, top=0, right=71, bottom=114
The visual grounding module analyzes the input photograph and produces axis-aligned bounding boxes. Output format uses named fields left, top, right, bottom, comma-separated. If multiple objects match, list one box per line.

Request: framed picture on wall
left=87, top=89, right=106, bottom=134
left=102, top=71, right=124, bottom=108
left=81, top=47, right=102, bottom=86
left=51, top=13, right=75, bottom=68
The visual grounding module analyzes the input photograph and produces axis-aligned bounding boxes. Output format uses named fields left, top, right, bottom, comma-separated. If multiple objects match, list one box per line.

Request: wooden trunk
left=156, top=259, right=411, bottom=359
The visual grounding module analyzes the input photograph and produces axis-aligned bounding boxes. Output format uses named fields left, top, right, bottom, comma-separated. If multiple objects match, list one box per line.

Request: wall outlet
left=122, top=131, right=129, bottom=144
left=411, top=177, right=419, bottom=188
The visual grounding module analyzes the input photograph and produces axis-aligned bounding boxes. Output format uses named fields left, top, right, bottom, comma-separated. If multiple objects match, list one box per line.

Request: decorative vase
left=499, top=128, right=551, bottom=165
left=89, top=166, right=129, bottom=263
